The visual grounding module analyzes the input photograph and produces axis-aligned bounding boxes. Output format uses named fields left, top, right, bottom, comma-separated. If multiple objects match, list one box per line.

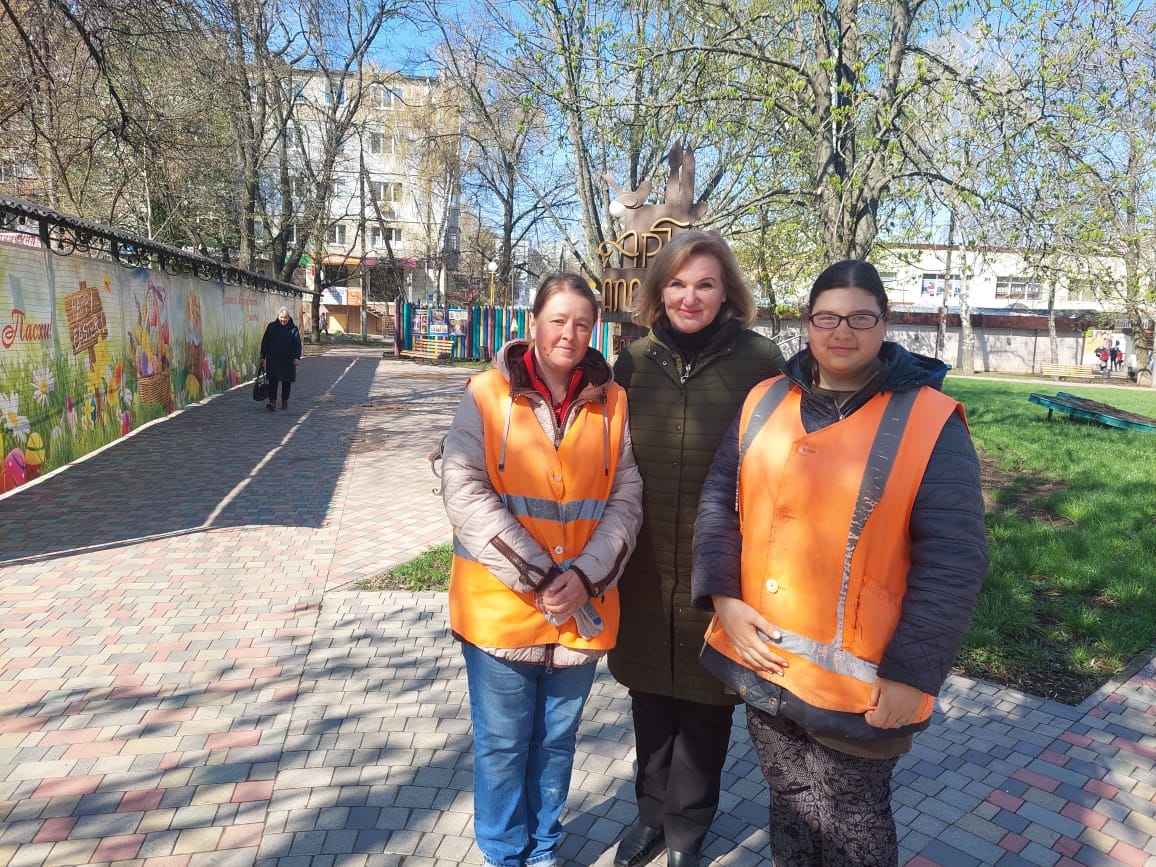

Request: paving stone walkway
left=1, top=347, right=1152, bottom=866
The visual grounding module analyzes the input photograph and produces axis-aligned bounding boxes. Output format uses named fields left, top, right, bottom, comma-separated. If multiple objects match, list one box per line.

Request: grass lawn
left=361, top=377, right=1156, bottom=706
left=943, top=377, right=1156, bottom=704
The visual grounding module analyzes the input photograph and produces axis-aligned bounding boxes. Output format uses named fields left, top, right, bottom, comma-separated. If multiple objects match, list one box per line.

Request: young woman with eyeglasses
left=691, top=259, right=988, bottom=866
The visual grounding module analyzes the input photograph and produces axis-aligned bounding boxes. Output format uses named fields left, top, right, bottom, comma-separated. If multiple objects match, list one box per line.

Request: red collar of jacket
left=523, top=346, right=586, bottom=425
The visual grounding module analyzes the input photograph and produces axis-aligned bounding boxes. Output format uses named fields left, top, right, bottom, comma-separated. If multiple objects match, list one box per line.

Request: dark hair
left=808, top=260, right=888, bottom=313
left=632, top=229, right=757, bottom=328
left=532, top=273, right=600, bottom=320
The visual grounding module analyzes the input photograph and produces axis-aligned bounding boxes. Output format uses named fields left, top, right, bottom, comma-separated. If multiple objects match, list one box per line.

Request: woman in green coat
left=608, top=230, right=784, bottom=867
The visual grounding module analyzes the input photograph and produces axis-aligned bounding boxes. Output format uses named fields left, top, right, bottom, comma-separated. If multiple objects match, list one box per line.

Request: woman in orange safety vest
left=441, top=273, right=643, bottom=867
left=692, top=260, right=988, bottom=866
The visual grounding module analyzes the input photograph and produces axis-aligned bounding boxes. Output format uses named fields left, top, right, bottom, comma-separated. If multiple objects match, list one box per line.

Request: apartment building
left=285, top=66, right=462, bottom=311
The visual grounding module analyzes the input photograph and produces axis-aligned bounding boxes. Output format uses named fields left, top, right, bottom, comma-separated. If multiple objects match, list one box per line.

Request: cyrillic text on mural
left=599, top=141, right=707, bottom=313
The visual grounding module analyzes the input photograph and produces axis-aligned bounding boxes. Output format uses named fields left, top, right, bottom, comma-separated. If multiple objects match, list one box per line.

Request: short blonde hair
left=631, top=229, right=757, bottom=328
left=277, top=306, right=290, bottom=317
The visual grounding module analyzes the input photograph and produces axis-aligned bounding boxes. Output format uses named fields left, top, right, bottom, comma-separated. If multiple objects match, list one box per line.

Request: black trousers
left=629, top=690, right=735, bottom=853
left=747, top=708, right=899, bottom=867
left=266, top=377, right=292, bottom=402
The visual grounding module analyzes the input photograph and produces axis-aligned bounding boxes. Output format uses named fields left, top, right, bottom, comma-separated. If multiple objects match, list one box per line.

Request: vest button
left=554, top=545, right=564, bottom=555
left=553, top=473, right=562, bottom=481
left=765, top=579, right=779, bottom=593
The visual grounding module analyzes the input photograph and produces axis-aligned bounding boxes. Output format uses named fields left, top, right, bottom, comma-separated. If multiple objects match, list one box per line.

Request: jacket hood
left=782, top=341, right=949, bottom=394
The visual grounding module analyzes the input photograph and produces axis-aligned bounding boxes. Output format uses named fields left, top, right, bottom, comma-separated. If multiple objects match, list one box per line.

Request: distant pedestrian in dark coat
left=260, top=306, right=302, bottom=411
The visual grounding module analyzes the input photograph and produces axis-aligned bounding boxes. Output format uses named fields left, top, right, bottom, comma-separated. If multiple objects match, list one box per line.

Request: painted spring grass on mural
left=0, top=335, right=262, bottom=492
left=943, top=378, right=1156, bottom=705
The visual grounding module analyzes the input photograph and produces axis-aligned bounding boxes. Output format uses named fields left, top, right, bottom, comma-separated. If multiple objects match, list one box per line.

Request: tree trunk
left=958, top=243, right=975, bottom=374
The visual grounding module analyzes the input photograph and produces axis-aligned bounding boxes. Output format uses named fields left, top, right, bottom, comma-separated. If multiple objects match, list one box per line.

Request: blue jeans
left=461, top=642, right=598, bottom=867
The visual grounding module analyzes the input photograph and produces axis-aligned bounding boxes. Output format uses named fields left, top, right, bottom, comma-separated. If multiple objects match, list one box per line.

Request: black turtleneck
left=654, top=313, right=730, bottom=363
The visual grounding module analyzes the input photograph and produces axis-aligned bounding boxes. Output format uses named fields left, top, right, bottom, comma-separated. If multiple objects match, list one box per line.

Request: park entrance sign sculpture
left=599, top=141, right=706, bottom=313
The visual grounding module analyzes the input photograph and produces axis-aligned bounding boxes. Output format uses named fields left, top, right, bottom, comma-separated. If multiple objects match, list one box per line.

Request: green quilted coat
left=607, top=323, right=784, bottom=704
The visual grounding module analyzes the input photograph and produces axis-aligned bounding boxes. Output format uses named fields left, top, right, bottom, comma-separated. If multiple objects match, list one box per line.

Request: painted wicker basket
left=139, top=372, right=170, bottom=405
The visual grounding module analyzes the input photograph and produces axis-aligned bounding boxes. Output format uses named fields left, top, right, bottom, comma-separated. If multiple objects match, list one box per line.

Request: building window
left=325, top=79, right=345, bottom=105
left=1066, top=278, right=1096, bottom=302
left=370, top=84, right=401, bottom=110
left=283, top=225, right=298, bottom=245
left=327, top=224, right=347, bottom=245
left=368, top=132, right=395, bottom=155
left=921, top=272, right=967, bottom=297
left=370, top=181, right=402, bottom=203
left=371, top=226, right=402, bottom=247
left=995, top=277, right=1042, bottom=300
left=332, top=177, right=347, bottom=197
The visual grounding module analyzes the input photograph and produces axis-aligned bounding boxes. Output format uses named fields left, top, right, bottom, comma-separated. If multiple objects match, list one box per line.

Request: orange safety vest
left=703, top=376, right=964, bottom=721
left=449, top=368, right=625, bottom=651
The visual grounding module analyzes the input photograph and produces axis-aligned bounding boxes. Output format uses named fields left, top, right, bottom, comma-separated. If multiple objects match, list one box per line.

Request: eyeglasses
left=807, top=311, right=885, bottom=330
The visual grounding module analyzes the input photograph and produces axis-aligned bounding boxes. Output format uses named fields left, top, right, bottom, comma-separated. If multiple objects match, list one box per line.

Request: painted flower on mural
left=86, top=365, right=103, bottom=396
left=1, top=392, right=30, bottom=441
left=31, top=365, right=55, bottom=407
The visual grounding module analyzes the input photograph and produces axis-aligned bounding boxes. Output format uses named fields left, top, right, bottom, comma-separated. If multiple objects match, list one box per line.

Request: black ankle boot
left=667, top=851, right=700, bottom=867
left=613, top=824, right=665, bottom=867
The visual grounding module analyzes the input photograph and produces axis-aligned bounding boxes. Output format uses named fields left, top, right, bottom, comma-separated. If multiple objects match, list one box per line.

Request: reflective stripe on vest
left=500, top=494, right=608, bottom=525
left=706, top=379, right=960, bottom=716
left=454, top=535, right=575, bottom=573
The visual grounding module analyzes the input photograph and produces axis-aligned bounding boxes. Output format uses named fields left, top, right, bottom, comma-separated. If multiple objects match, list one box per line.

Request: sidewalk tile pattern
left=1, top=348, right=1152, bottom=866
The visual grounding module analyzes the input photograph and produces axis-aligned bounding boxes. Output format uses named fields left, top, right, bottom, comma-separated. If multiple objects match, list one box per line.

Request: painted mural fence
left=392, top=300, right=616, bottom=362
left=0, top=201, right=300, bottom=495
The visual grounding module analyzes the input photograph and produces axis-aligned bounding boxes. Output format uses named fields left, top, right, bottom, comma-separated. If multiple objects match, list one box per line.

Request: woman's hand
left=539, top=570, right=588, bottom=624
left=293, top=358, right=300, bottom=366
left=711, top=595, right=789, bottom=676
left=865, top=677, right=925, bottom=729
